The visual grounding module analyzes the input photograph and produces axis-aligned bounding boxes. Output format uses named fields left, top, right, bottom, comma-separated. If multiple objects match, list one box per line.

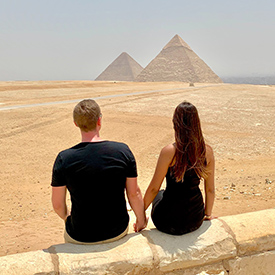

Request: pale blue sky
left=0, top=0, right=274, bottom=81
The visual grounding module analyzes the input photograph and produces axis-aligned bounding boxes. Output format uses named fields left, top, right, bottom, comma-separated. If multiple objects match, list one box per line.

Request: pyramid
left=95, top=52, right=143, bottom=81
left=135, top=35, right=222, bottom=83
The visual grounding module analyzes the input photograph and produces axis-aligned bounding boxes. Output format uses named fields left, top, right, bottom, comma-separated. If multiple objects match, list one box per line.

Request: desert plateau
left=0, top=80, right=274, bottom=256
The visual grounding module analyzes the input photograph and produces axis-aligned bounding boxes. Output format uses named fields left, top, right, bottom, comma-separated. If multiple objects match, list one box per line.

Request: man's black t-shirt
left=51, top=141, right=137, bottom=242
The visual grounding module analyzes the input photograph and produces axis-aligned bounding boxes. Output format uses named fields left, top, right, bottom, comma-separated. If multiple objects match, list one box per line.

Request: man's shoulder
left=56, top=141, right=132, bottom=158
left=106, top=140, right=128, bottom=147
left=105, top=141, right=131, bottom=151
left=56, top=143, right=82, bottom=157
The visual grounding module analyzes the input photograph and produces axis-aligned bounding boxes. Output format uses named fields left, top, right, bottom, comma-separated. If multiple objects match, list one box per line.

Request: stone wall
left=0, top=209, right=274, bottom=275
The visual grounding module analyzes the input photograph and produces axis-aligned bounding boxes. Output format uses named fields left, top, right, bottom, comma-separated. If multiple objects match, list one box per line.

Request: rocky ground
left=0, top=81, right=274, bottom=256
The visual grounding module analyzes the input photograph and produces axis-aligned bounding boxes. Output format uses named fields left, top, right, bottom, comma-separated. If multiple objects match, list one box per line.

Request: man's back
left=52, top=140, right=137, bottom=242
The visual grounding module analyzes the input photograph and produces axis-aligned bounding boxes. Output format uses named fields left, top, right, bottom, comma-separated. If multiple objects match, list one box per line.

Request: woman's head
left=173, top=101, right=202, bottom=143
left=172, top=101, right=207, bottom=181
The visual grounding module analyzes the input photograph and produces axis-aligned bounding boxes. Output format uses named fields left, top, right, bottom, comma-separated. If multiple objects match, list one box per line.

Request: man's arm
left=52, top=186, right=69, bottom=221
left=125, top=177, right=147, bottom=232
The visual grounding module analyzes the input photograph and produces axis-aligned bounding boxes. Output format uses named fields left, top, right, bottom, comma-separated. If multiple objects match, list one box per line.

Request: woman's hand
left=204, top=214, right=218, bottom=220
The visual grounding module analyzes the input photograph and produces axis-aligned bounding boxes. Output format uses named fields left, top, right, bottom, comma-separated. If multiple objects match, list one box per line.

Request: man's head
left=73, top=99, right=101, bottom=132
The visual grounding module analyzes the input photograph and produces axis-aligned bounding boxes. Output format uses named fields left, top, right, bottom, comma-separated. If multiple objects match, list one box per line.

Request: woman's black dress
left=151, top=167, right=205, bottom=235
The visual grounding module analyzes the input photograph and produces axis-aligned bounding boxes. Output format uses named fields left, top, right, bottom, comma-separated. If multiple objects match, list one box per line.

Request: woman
left=143, top=101, right=215, bottom=235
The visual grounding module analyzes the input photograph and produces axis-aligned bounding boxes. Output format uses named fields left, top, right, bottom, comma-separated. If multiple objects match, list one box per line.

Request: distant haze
left=0, top=1, right=274, bottom=82
left=222, top=76, right=275, bottom=85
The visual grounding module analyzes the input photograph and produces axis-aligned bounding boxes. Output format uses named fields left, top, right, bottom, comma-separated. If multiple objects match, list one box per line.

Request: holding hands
left=133, top=216, right=149, bottom=232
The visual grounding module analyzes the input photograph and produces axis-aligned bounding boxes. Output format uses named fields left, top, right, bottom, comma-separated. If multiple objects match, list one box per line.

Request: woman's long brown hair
left=171, top=101, right=207, bottom=182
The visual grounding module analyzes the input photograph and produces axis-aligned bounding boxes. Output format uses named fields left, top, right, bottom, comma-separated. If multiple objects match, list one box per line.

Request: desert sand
left=0, top=81, right=274, bottom=256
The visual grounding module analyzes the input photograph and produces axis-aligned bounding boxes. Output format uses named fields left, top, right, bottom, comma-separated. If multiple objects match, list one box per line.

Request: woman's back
left=151, top=166, right=205, bottom=235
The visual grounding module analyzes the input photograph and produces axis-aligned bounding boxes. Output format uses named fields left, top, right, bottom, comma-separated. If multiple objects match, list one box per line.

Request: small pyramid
left=95, top=52, right=143, bottom=81
left=135, top=35, right=222, bottom=83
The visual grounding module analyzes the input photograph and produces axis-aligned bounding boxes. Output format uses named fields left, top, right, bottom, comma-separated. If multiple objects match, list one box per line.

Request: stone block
left=220, top=209, right=275, bottom=255
left=142, top=219, right=236, bottom=272
left=224, top=250, right=275, bottom=275
left=51, top=233, right=154, bottom=274
left=0, top=250, right=54, bottom=275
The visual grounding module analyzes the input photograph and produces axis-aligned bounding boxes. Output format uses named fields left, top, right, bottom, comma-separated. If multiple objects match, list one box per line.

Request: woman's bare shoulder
left=162, top=143, right=176, bottom=153
left=160, top=143, right=176, bottom=159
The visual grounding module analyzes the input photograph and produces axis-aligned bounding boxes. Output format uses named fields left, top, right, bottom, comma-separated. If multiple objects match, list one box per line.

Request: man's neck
left=81, top=130, right=103, bottom=143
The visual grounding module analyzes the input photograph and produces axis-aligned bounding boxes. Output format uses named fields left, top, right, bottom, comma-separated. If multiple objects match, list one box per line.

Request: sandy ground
left=0, top=81, right=274, bottom=257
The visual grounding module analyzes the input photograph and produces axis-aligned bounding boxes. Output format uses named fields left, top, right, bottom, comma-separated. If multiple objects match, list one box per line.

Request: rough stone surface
left=95, top=52, right=143, bottom=81
left=220, top=209, right=275, bottom=255
left=142, top=219, right=236, bottom=272
left=2, top=209, right=275, bottom=274
left=224, top=250, right=275, bottom=275
left=164, top=263, right=227, bottom=275
left=0, top=250, right=54, bottom=275
left=53, top=234, right=153, bottom=274
left=135, top=34, right=222, bottom=83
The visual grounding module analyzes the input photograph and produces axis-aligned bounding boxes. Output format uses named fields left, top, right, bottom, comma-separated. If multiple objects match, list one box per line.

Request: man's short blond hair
left=73, top=99, right=101, bottom=132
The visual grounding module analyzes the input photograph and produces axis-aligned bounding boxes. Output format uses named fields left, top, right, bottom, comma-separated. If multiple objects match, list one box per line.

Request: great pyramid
left=95, top=52, right=143, bottom=81
left=135, top=34, right=222, bottom=83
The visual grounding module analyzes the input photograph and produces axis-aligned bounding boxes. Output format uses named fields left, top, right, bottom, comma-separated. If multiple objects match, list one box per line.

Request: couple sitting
left=51, top=99, right=215, bottom=244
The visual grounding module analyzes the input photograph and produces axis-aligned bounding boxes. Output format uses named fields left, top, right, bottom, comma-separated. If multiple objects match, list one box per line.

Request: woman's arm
left=143, top=144, right=175, bottom=210
left=204, top=144, right=216, bottom=220
left=52, top=186, right=69, bottom=221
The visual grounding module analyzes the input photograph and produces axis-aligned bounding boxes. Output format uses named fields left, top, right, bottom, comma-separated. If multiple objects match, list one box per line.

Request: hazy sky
left=1, top=0, right=274, bottom=81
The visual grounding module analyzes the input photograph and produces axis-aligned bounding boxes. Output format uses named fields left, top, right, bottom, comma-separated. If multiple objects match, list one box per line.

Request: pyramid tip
left=163, top=34, right=191, bottom=50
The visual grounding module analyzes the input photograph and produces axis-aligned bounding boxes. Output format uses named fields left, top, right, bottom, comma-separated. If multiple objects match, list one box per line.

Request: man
left=51, top=99, right=147, bottom=244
